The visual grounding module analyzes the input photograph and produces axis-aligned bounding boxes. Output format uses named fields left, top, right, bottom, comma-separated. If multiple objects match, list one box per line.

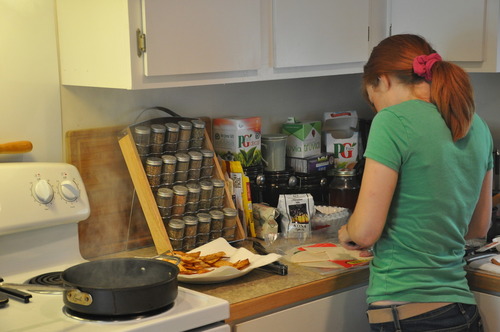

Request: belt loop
left=391, top=305, right=402, bottom=332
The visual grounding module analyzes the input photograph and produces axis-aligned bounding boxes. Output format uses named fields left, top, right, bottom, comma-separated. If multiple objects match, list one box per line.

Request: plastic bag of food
left=277, top=193, right=315, bottom=240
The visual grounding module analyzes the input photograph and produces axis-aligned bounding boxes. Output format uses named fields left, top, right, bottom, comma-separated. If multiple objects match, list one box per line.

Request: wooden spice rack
left=118, top=117, right=245, bottom=254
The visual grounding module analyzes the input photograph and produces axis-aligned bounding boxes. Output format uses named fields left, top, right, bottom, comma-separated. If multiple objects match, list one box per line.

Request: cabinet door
left=142, top=0, right=261, bottom=76
left=272, top=0, right=370, bottom=68
left=390, top=0, right=486, bottom=62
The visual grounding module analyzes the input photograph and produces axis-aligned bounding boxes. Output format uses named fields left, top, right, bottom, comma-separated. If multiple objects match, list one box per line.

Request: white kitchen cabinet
left=233, top=285, right=369, bottom=332
left=56, top=0, right=378, bottom=90
left=272, top=0, right=370, bottom=69
left=389, top=0, right=500, bottom=72
left=56, top=0, right=261, bottom=89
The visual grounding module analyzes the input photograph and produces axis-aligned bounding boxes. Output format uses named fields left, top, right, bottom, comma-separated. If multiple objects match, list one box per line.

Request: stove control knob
left=33, top=179, right=54, bottom=204
left=60, top=180, right=80, bottom=201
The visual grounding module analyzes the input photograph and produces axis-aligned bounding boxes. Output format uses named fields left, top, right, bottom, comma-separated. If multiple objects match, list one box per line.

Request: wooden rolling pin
left=0, top=141, right=33, bottom=154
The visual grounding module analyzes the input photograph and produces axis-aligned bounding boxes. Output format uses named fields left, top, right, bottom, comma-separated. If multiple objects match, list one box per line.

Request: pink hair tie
left=413, top=53, right=442, bottom=81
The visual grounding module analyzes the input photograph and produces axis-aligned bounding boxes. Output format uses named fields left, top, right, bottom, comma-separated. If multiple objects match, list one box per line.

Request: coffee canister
left=261, top=134, right=288, bottom=172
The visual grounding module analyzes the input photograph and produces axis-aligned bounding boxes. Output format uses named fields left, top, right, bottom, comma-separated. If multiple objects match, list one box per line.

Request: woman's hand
left=338, top=224, right=361, bottom=250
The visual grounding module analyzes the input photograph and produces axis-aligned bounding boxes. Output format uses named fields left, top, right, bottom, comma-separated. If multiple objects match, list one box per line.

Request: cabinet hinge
left=368, top=26, right=370, bottom=41
left=136, top=29, right=146, bottom=57
left=389, top=24, right=392, bottom=37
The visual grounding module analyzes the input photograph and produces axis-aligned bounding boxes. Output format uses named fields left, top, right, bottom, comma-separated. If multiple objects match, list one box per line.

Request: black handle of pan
left=0, top=286, right=32, bottom=303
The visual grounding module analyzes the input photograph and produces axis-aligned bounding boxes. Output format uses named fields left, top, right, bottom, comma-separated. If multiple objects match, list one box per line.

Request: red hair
left=362, top=34, right=474, bottom=141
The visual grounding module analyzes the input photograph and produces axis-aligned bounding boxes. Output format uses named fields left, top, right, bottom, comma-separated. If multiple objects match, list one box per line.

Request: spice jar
left=177, top=121, right=192, bottom=153
left=222, top=207, right=238, bottom=228
left=161, top=154, right=177, bottom=187
left=134, top=126, right=151, bottom=160
left=200, top=149, right=215, bottom=179
left=185, top=183, right=201, bottom=215
left=209, top=210, right=224, bottom=231
left=211, top=179, right=225, bottom=209
left=174, top=153, right=190, bottom=185
left=156, top=187, right=174, bottom=220
left=328, top=168, right=360, bottom=212
left=196, top=213, right=211, bottom=246
left=198, top=180, right=214, bottom=212
left=182, top=216, right=198, bottom=251
left=167, top=219, right=185, bottom=250
left=190, top=119, right=206, bottom=149
left=171, top=185, right=188, bottom=218
left=150, top=124, right=166, bottom=156
left=145, top=157, right=162, bottom=188
left=187, top=151, right=203, bottom=183
left=164, top=122, right=179, bottom=154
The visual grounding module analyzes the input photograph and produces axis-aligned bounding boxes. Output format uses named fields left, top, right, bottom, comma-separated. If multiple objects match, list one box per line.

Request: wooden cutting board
left=66, top=126, right=153, bottom=259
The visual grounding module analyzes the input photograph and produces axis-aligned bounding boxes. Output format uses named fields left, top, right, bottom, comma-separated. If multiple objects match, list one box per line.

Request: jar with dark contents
left=328, top=168, right=360, bottom=212
left=171, top=185, right=188, bottom=218
left=164, top=122, right=179, bottom=154
left=150, top=124, right=166, bottom=156
left=196, top=213, right=211, bottom=246
left=209, top=210, right=224, bottom=231
left=145, top=157, right=163, bottom=189
left=185, top=183, right=201, bottom=215
left=177, top=121, right=192, bottom=153
left=174, top=153, right=190, bottom=185
left=187, top=150, right=203, bottom=183
left=182, top=216, right=198, bottom=251
left=161, top=154, right=177, bottom=187
left=167, top=219, right=185, bottom=250
left=190, top=119, right=206, bottom=149
left=134, top=126, right=151, bottom=161
left=211, top=179, right=225, bottom=210
left=198, top=180, right=214, bottom=212
left=156, top=187, right=174, bottom=221
left=222, top=207, right=238, bottom=240
left=200, top=149, right=215, bottom=179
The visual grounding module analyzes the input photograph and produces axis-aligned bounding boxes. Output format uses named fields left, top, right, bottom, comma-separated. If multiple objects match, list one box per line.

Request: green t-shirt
left=364, top=99, right=493, bottom=304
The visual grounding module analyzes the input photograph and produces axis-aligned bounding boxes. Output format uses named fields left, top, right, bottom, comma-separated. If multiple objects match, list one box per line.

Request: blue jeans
left=368, top=303, right=483, bottom=332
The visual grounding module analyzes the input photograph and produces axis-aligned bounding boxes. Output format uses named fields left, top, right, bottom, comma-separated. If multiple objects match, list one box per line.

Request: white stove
left=0, top=162, right=230, bottom=331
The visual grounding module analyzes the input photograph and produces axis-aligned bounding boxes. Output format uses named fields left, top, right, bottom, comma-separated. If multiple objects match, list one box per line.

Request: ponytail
left=429, top=61, right=474, bottom=141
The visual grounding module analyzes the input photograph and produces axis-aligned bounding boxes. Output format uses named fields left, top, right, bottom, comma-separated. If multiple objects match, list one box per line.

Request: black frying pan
left=61, top=258, right=179, bottom=316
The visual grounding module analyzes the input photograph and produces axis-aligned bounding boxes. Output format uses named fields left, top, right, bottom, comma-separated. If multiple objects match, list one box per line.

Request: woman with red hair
left=339, top=34, right=493, bottom=331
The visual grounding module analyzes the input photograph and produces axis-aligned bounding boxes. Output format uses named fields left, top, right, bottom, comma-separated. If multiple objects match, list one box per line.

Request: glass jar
left=171, top=185, right=188, bottom=218
left=150, top=124, right=166, bottom=156
left=167, top=218, right=185, bottom=250
left=156, top=187, right=174, bottom=221
left=328, top=168, right=360, bottom=212
left=196, top=213, right=211, bottom=246
left=177, top=121, right=192, bottom=153
left=182, top=215, right=198, bottom=251
left=198, top=180, right=214, bottom=212
left=161, top=154, right=177, bottom=187
left=190, top=119, right=206, bottom=149
left=145, top=157, right=162, bottom=188
left=187, top=150, right=203, bottom=183
left=211, top=179, right=225, bottom=210
left=222, top=207, right=238, bottom=241
left=209, top=210, right=224, bottom=231
left=174, top=152, right=190, bottom=185
left=134, top=125, right=151, bottom=160
left=164, top=122, right=180, bottom=154
left=200, top=149, right=215, bottom=179
left=185, top=183, right=201, bottom=215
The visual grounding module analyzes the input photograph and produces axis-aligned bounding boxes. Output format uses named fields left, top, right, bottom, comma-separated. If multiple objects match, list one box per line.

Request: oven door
left=189, top=322, right=230, bottom=332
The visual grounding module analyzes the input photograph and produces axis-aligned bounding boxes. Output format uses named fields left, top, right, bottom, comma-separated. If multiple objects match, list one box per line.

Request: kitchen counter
left=104, top=245, right=499, bottom=325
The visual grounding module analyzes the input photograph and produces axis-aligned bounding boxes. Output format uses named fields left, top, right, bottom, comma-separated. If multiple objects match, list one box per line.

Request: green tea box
left=281, top=118, right=322, bottom=158
left=212, top=117, right=262, bottom=167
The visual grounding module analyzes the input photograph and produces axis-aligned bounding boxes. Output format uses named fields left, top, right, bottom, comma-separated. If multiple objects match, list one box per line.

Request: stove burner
left=26, top=272, right=63, bottom=286
left=62, top=303, right=174, bottom=322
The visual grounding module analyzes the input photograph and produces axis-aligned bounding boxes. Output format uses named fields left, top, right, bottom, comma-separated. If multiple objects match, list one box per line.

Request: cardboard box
left=281, top=118, right=322, bottom=158
left=287, top=153, right=334, bottom=174
left=212, top=117, right=262, bottom=167
left=323, top=111, right=359, bottom=169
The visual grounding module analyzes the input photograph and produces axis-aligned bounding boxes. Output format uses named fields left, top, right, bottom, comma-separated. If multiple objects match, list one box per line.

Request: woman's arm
left=338, top=158, right=398, bottom=249
left=465, top=169, right=492, bottom=239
